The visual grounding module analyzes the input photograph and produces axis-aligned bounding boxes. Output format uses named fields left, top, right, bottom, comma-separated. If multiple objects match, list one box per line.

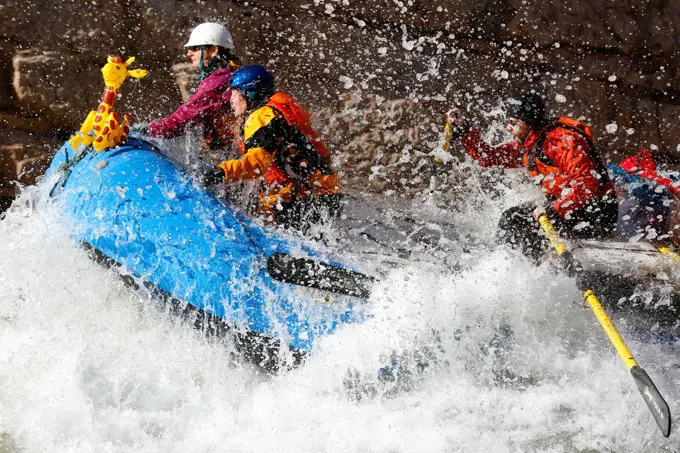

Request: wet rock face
left=0, top=0, right=679, bottom=201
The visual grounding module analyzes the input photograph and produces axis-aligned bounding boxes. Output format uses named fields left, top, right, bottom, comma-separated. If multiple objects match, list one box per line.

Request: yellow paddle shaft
left=583, top=289, right=639, bottom=370
left=657, top=246, right=680, bottom=262
left=442, top=123, right=453, bottom=152
left=538, top=215, right=566, bottom=255
left=538, top=215, right=639, bottom=370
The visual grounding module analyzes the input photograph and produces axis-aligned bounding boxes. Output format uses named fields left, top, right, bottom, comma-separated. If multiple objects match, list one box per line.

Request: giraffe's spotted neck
left=95, top=86, right=119, bottom=122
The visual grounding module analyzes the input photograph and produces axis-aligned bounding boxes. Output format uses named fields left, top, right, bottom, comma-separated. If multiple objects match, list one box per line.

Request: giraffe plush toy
left=69, top=56, right=148, bottom=151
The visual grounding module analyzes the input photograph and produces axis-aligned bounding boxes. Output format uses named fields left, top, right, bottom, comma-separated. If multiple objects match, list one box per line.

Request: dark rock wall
left=1, top=0, right=679, bottom=200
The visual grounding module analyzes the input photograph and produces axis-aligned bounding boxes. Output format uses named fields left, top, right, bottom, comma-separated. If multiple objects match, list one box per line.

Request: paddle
left=442, top=122, right=453, bottom=153
left=538, top=215, right=671, bottom=437
left=267, top=252, right=375, bottom=299
left=214, top=191, right=376, bottom=299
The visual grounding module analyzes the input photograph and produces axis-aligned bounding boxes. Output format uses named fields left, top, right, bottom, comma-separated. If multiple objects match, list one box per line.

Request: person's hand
left=445, top=108, right=465, bottom=126
left=532, top=205, right=547, bottom=221
left=532, top=202, right=558, bottom=222
left=195, top=163, right=224, bottom=186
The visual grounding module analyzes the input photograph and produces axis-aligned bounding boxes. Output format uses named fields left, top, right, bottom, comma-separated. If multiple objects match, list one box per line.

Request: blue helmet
left=228, top=65, right=274, bottom=104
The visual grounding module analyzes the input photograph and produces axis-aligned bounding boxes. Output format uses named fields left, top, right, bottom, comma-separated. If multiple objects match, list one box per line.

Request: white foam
left=0, top=172, right=678, bottom=452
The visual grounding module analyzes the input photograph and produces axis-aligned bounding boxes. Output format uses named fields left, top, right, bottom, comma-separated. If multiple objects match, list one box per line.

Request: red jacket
left=148, top=67, right=235, bottom=147
left=619, top=149, right=680, bottom=198
left=460, top=121, right=613, bottom=218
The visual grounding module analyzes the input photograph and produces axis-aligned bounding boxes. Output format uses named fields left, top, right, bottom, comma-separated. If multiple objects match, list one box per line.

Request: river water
left=0, top=165, right=678, bottom=453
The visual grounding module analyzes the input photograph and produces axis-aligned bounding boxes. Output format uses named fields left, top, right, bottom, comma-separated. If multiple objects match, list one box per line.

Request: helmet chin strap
left=246, top=90, right=269, bottom=112
left=198, top=46, right=205, bottom=80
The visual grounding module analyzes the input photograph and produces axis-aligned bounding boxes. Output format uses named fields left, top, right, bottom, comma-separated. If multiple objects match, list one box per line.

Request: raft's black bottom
left=578, top=270, right=680, bottom=338
left=81, top=242, right=305, bottom=373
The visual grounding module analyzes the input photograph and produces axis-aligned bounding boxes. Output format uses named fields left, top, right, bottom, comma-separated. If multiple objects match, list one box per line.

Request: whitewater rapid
left=0, top=171, right=678, bottom=453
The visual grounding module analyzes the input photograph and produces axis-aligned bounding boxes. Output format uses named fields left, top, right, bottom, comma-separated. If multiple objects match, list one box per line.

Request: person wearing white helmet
left=148, top=22, right=241, bottom=151
left=183, top=22, right=235, bottom=78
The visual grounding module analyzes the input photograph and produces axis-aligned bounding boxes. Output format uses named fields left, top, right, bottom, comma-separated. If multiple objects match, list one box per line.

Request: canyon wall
left=1, top=0, right=679, bottom=203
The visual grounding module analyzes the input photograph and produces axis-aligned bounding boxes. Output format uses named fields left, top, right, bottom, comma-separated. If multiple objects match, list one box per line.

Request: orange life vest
left=236, top=93, right=342, bottom=208
left=524, top=117, right=612, bottom=201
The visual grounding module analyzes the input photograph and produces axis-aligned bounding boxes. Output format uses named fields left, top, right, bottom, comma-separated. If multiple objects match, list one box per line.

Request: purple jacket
left=148, top=67, right=234, bottom=139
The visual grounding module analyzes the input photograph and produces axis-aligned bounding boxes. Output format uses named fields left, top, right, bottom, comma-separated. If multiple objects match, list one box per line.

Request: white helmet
left=184, top=22, right=234, bottom=50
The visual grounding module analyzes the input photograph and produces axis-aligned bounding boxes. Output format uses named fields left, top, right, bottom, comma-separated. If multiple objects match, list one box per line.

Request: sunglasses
left=186, top=45, right=204, bottom=52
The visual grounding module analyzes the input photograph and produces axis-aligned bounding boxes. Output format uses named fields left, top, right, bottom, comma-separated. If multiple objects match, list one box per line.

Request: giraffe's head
left=101, top=56, right=148, bottom=90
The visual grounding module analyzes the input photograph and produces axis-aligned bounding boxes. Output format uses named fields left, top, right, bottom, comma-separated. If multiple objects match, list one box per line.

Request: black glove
left=448, top=122, right=471, bottom=142
left=129, top=123, right=149, bottom=136
left=196, top=163, right=224, bottom=186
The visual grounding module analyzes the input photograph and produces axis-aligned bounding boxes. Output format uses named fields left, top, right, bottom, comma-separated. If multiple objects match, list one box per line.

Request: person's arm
left=444, top=108, right=524, bottom=168
left=547, top=131, right=602, bottom=217
left=148, top=71, right=231, bottom=138
left=459, top=128, right=525, bottom=168
left=217, top=147, right=274, bottom=183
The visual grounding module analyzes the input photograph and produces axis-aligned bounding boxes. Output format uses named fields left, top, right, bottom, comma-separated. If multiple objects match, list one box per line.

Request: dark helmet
left=228, top=65, right=275, bottom=107
left=506, top=91, right=547, bottom=132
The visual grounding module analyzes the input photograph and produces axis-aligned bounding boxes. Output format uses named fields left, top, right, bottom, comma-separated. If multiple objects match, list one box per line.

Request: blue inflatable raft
left=47, top=138, right=372, bottom=368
